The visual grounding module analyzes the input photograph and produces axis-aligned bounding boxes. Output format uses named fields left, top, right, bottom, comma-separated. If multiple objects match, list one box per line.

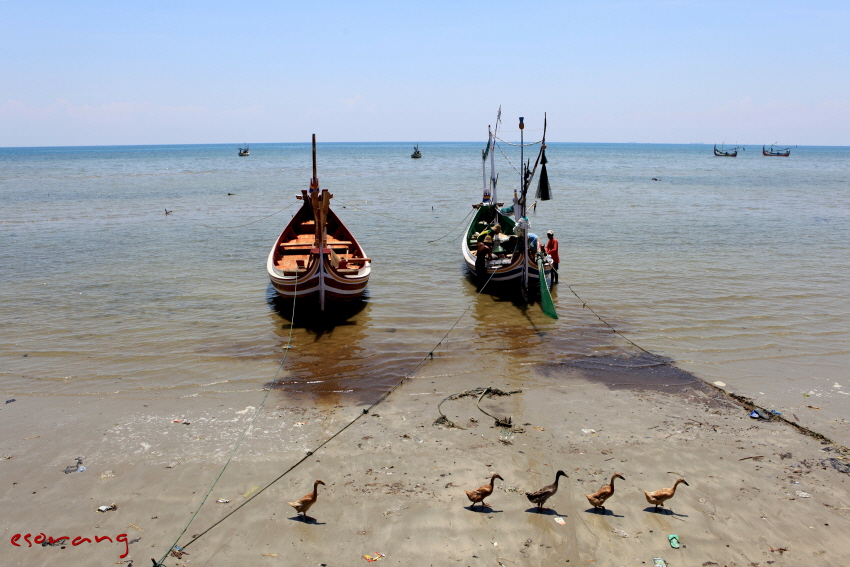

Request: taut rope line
left=155, top=266, right=502, bottom=562
left=155, top=279, right=299, bottom=566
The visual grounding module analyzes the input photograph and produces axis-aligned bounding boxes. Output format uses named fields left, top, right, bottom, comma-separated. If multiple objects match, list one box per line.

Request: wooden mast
left=309, top=134, right=327, bottom=311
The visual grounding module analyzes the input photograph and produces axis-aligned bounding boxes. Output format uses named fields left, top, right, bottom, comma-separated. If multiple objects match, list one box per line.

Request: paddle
left=538, top=255, right=558, bottom=319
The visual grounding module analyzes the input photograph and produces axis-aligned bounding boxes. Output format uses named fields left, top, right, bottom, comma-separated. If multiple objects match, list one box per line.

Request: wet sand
left=2, top=353, right=849, bottom=567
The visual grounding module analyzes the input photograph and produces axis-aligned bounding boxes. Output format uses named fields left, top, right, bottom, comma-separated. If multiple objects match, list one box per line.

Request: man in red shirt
left=545, top=230, right=559, bottom=284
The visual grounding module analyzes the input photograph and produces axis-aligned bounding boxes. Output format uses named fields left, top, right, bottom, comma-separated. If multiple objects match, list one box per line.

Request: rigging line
left=199, top=202, right=299, bottom=230
left=495, top=141, right=521, bottom=175
left=427, top=208, right=475, bottom=243
left=160, top=265, right=502, bottom=558
left=156, top=278, right=300, bottom=567
left=493, top=135, right=543, bottom=147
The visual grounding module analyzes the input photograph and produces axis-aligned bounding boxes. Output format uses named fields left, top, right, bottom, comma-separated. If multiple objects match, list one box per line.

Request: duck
left=644, top=478, right=689, bottom=512
left=526, top=470, right=568, bottom=511
left=287, top=479, right=325, bottom=520
left=464, top=473, right=503, bottom=508
left=585, top=473, right=625, bottom=512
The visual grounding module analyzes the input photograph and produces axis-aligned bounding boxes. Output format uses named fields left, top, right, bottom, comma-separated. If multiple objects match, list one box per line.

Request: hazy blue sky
left=1, top=1, right=848, bottom=146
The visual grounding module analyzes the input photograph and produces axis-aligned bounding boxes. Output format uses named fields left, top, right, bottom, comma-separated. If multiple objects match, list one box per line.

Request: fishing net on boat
left=535, top=149, right=551, bottom=201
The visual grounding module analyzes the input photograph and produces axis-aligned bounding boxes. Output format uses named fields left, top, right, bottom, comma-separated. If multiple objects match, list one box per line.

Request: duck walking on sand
left=526, top=470, right=568, bottom=511
left=288, top=479, right=325, bottom=521
left=586, top=473, right=625, bottom=512
left=644, top=478, right=689, bottom=513
left=465, top=473, right=503, bottom=508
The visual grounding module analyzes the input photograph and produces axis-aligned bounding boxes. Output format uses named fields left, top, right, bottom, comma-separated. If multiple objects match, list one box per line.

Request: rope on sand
left=434, top=387, right=522, bottom=429
left=155, top=254, right=504, bottom=563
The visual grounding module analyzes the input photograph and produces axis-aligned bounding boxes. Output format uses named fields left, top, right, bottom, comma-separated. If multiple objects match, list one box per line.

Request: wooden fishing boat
left=461, top=109, right=556, bottom=317
left=267, top=135, right=371, bottom=310
left=713, top=144, right=738, bottom=157
left=763, top=145, right=790, bottom=157
left=411, top=144, right=422, bottom=158
left=239, top=144, right=250, bottom=156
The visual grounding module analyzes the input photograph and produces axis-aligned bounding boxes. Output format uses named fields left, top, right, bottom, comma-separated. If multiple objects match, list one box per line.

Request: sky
left=1, top=1, right=849, bottom=146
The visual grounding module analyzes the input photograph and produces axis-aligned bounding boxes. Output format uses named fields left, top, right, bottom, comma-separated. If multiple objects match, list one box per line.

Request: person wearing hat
left=475, top=235, right=494, bottom=288
left=545, top=230, right=559, bottom=284
left=477, top=223, right=502, bottom=243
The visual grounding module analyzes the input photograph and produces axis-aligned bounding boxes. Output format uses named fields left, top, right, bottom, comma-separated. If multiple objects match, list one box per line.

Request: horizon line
left=1, top=141, right=841, bottom=150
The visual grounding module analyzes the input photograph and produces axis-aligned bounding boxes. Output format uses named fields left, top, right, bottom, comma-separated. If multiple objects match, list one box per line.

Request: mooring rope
left=332, top=199, right=410, bottom=223
left=553, top=266, right=663, bottom=361
left=155, top=260, right=503, bottom=562
left=200, top=202, right=299, bottom=230
left=427, top=208, right=475, bottom=243
left=155, top=280, right=299, bottom=566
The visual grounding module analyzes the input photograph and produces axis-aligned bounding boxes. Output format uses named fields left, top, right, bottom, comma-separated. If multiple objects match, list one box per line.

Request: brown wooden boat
left=763, top=145, right=791, bottom=157
left=266, top=136, right=370, bottom=310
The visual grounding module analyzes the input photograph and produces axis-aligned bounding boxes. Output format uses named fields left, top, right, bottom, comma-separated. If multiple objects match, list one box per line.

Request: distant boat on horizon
left=714, top=144, right=739, bottom=157
left=238, top=144, right=250, bottom=157
left=763, top=144, right=791, bottom=157
left=411, top=144, right=422, bottom=159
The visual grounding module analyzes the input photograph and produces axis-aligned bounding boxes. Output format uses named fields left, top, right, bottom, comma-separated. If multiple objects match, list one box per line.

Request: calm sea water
left=1, top=143, right=848, bottom=436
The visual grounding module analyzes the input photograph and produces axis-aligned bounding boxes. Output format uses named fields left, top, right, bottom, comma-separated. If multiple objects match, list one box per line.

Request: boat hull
left=266, top=202, right=370, bottom=306
left=461, top=204, right=551, bottom=290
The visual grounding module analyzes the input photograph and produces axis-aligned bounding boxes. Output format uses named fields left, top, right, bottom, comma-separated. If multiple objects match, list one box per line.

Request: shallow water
left=1, top=142, right=848, bottom=438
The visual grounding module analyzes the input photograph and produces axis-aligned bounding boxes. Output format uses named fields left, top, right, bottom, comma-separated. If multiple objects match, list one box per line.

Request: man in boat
left=545, top=230, right=559, bottom=284
left=476, top=235, right=494, bottom=288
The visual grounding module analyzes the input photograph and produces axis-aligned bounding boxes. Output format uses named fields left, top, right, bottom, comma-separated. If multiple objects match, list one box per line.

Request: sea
left=1, top=142, right=848, bottom=443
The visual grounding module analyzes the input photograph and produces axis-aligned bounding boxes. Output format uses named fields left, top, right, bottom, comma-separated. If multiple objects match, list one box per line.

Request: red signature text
left=10, top=532, right=130, bottom=558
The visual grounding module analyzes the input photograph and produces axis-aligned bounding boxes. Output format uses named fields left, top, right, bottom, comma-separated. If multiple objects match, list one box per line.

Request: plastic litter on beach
left=770, top=409, right=783, bottom=415
left=554, top=517, right=566, bottom=525
left=5, top=399, right=16, bottom=404
left=216, top=499, right=230, bottom=503
left=97, top=504, right=118, bottom=512
left=668, top=534, right=680, bottom=548
left=749, top=409, right=768, bottom=419
left=653, top=559, right=667, bottom=567
left=363, top=552, right=386, bottom=562
left=244, top=486, right=260, bottom=498
left=581, top=429, right=596, bottom=434
left=713, top=381, right=726, bottom=387
left=64, top=457, right=85, bottom=474
left=612, top=528, right=629, bottom=538
left=795, top=491, right=811, bottom=498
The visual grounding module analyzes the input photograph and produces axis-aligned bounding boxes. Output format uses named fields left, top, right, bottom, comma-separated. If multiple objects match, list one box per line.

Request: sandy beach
left=3, top=350, right=849, bottom=567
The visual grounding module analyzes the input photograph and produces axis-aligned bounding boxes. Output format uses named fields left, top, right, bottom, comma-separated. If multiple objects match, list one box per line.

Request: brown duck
left=464, top=473, right=503, bottom=508
left=585, top=473, right=625, bottom=512
left=644, top=478, right=689, bottom=512
left=526, top=470, right=568, bottom=511
left=287, top=479, right=325, bottom=520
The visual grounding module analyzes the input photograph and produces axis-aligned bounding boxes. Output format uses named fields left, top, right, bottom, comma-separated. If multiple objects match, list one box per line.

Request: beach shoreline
left=3, top=354, right=849, bottom=567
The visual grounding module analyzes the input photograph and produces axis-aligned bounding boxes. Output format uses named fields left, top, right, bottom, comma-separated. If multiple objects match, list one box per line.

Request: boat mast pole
left=482, top=127, right=489, bottom=203
left=310, top=134, right=326, bottom=311
left=490, top=125, right=497, bottom=206
left=519, top=117, right=528, bottom=297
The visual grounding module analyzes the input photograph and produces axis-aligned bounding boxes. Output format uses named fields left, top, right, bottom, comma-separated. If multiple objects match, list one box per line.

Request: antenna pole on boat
left=519, top=117, right=528, bottom=299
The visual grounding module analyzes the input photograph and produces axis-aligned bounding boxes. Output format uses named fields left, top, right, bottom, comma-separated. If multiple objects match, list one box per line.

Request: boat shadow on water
left=266, top=284, right=370, bottom=336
